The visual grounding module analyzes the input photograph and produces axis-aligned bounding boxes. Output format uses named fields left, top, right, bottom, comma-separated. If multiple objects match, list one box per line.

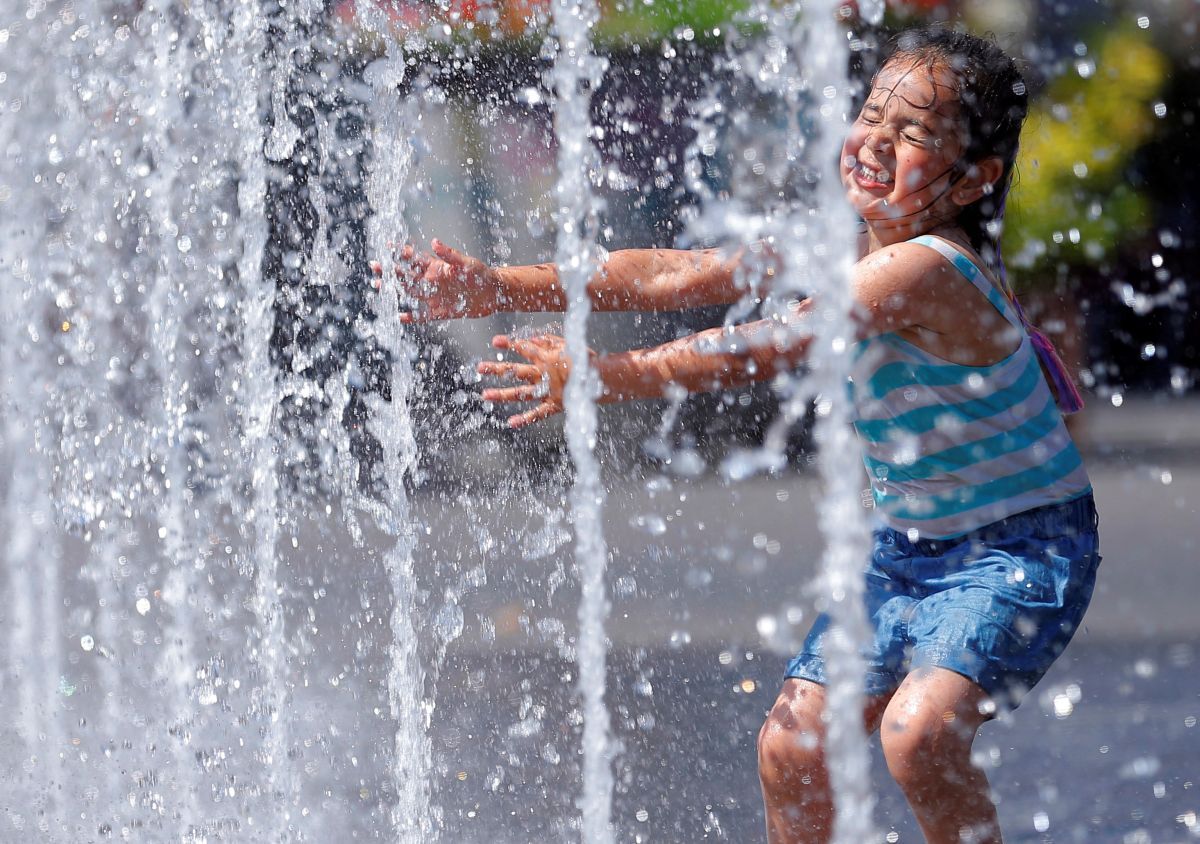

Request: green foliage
left=1005, top=26, right=1167, bottom=277
left=595, top=0, right=749, bottom=44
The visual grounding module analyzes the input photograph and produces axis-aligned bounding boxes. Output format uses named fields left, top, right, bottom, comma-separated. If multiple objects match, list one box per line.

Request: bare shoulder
left=852, top=240, right=961, bottom=335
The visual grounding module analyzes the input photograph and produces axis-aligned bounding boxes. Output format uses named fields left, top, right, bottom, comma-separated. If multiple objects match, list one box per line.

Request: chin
left=844, top=186, right=883, bottom=218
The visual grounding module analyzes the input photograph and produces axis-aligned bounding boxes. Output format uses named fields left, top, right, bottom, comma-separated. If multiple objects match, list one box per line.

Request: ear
left=951, top=156, right=1005, bottom=207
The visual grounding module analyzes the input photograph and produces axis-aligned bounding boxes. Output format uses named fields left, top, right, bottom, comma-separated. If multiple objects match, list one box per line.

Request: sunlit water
left=0, top=0, right=879, bottom=839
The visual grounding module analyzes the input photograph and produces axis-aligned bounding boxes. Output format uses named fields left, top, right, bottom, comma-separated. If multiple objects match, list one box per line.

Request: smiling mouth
left=853, top=162, right=893, bottom=187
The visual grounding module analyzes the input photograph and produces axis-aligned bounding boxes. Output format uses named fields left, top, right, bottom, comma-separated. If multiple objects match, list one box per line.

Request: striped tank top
left=849, top=235, right=1092, bottom=540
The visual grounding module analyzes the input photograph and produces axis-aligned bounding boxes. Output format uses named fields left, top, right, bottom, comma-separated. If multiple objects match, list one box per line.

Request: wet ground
left=426, top=639, right=1199, bottom=843
left=401, top=398, right=1200, bottom=843
left=4, top=399, right=1198, bottom=843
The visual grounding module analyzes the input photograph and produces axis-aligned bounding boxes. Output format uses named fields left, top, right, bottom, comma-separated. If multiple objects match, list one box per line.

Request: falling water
left=137, top=0, right=205, bottom=831
left=548, top=0, right=616, bottom=838
left=228, top=0, right=298, bottom=828
left=361, top=12, right=435, bottom=839
left=799, top=3, right=878, bottom=841
left=685, top=1, right=877, bottom=838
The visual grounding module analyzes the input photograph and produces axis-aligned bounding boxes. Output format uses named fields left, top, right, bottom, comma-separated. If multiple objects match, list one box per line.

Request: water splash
left=0, top=0, right=885, bottom=837
left=684, top=2, right=876, bottom=839
left=802, top=4, right=877, bottom=841
left=360, top=16, right=435, bottom=839
left=547, top=0, right=615, bottom=836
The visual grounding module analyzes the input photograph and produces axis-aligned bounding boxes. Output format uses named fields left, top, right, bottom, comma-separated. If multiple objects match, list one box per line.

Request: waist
left=882, top=490, right=1098, bottom=556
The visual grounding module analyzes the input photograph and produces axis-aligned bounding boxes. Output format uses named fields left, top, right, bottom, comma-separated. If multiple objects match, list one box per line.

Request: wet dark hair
left=878, top=25, right=1029, bottom=275
left=874, top=27, right=1085, bottom=413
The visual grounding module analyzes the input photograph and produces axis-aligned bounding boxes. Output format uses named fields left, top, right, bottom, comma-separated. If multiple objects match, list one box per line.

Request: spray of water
left=547, top=0, right=615, bottom=837
left=802, top=4, right=878, bottom=841
left=134, top=1, right=206, bottom=830
left=360, top=15, right=435, bottom=839
left=686, top=3, right=877, bottom=838
left=0, top=0, right=880, bottom=837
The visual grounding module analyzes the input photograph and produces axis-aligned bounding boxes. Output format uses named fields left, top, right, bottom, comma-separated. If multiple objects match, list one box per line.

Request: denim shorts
left=786, top=492, right=1101, bottom=709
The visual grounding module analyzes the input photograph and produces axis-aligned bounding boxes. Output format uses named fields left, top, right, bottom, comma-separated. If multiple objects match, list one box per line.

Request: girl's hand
left=375, top=239, right=504, bottom=322
left=477, top=334, right=584, bottom=429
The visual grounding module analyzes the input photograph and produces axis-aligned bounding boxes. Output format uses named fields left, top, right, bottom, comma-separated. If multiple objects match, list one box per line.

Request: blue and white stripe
left=850, top=235, right=1091, bottom=539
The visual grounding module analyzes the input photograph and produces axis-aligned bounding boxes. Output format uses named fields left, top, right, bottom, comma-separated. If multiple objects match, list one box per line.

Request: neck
left=864, top=216, right=962, bottom=252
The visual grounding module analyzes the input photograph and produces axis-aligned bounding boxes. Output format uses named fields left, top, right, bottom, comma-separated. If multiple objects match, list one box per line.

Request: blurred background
left=3, top=0, right=1198, bottom=840
left=288, top=0, right=1199, bottom=481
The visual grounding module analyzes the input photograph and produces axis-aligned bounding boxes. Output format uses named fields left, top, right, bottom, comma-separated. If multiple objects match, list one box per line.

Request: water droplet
left=668, top=630, right=691, bottom=648
left=858, top=0, right=885, bottom=25
left=80, top=635, right=94, bottom=652
left=1052, top=694, right=1074, bottom=718
left=632, top=513, right=666, bottom=536
left=135, top=597, right=151, bottom=615
left=756, top=615, right=778, bottom=638
left=1120, top=755, right=1161, bottom=779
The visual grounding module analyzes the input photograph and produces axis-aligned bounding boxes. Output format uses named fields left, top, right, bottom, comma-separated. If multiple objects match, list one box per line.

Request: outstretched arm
left=387, top=239, right=777, bottom=322
left=594, top=310, right=811, bottom=403
left=479, top=300, right=812, bottom=428
left=475, top=237, right=996, bottom=427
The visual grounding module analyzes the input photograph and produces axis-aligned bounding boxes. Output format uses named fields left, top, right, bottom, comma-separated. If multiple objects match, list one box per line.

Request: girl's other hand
left=373, top=239, right=503, bottom=322
left=477, top=334, right=579, bottom=429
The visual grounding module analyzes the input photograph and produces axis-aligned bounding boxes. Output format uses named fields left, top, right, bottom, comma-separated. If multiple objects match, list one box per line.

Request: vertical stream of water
left=548, top=0, right=615, bottom=838
left=803, top=3, right=877, bottom=841
left=361, top=22, right=435, bottom=840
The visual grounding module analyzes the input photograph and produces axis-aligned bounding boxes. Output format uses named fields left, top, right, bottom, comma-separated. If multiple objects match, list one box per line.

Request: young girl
left=390, top=26, right=1100, bottom=844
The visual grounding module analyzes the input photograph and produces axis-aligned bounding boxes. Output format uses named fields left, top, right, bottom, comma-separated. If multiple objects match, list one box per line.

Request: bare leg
left=758, top=679, right=892, bottom=844
left=880, top=667, right=1001, bottom=844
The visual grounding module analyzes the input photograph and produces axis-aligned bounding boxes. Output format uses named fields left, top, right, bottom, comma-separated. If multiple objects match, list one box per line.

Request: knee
left=757, top=708, right=824, bottom=794
left=880, top=708, right=973, bottom=793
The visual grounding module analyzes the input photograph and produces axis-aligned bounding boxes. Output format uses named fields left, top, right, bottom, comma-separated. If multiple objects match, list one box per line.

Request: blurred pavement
left=416, top=395, right=1200, bottom=843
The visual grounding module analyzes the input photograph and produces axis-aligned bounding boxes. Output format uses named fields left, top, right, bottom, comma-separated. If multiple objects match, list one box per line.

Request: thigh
left=765, top=678, right=894, bottom=738
left=882, top=666, right=992, bottom=738
left=907, top=529, right=1101, bottom=706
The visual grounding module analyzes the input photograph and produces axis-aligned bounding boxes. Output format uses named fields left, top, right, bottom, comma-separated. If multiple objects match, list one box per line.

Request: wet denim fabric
left=786, top=493, right=1101, bottom=709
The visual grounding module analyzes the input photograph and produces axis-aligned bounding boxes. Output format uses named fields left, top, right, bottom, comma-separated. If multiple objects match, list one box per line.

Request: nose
left=864, top=124, right=895, bottom=154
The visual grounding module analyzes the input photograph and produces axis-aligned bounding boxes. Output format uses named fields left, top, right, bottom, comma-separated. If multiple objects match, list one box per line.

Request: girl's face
left=841, top=57, right=967, bottom=229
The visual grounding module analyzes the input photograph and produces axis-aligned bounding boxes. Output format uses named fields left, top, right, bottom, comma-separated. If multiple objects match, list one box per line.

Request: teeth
left=857, top=163, right=892, bottom=183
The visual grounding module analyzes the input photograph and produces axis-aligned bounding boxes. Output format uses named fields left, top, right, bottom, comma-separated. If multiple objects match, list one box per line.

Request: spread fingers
left=481, top=385, right=543, bottom=403
left=476, top=361, right=543, bottom=381
left=507, top=403, right=558, bottom=428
